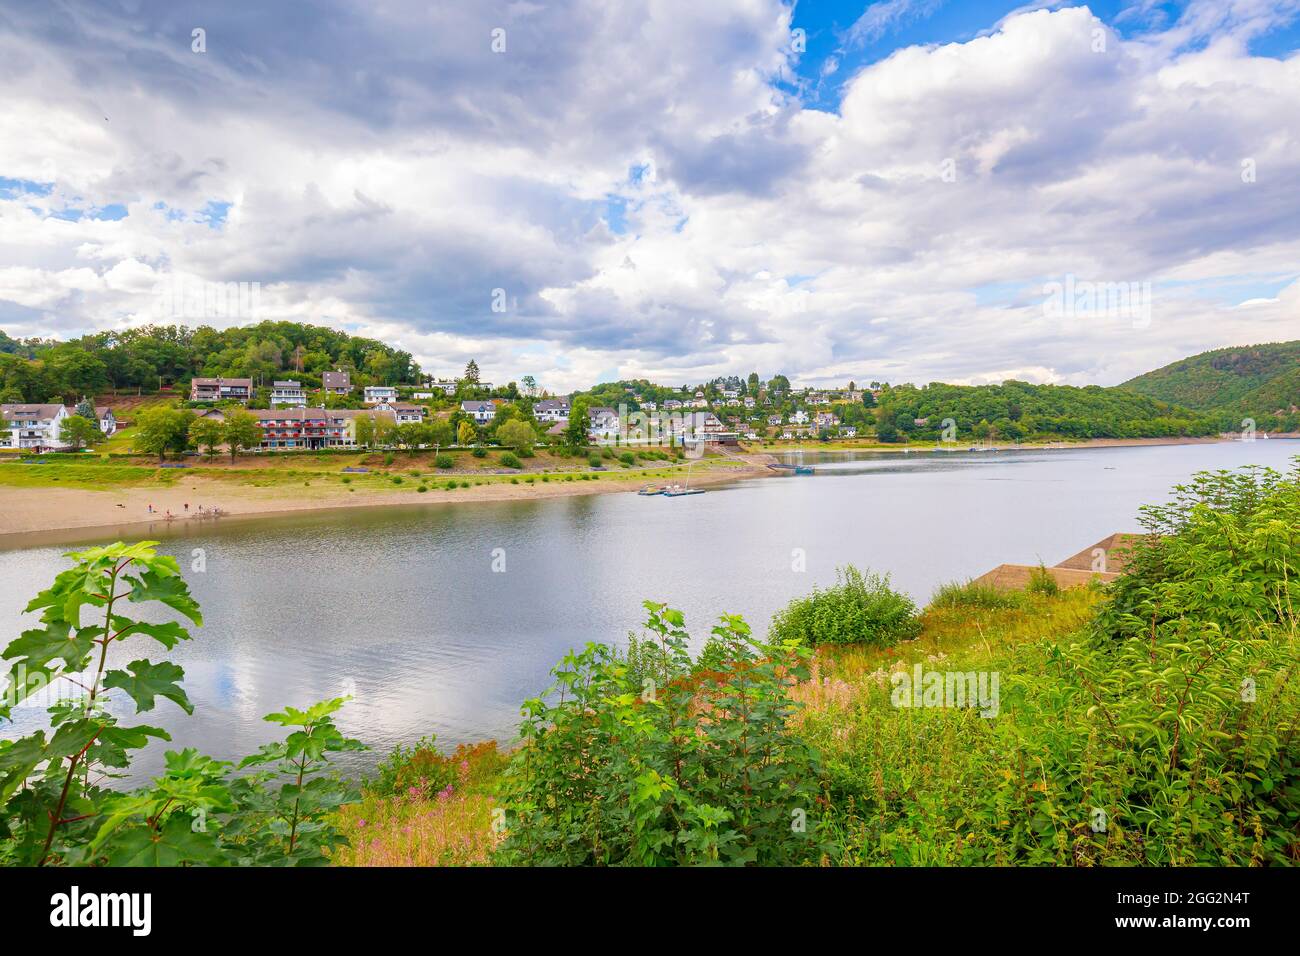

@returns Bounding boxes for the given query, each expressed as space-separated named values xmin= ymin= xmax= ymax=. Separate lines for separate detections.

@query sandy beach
xmin=0 ymin=456 xmax=772 ymax=543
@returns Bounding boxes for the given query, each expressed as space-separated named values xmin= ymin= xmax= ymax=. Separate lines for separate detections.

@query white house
xmin=461 ymin=400 xmax=496 ymax=424
xmin=64 ymin=404 xmax=117 ymax=437
xmin=270 ymin=380 xmax=307 ymax=406
xmin=534 ymin=398 xmax=570 ymax=422
xmin=790 ymin=410 xmax=810 ymax=425
xmin=364 ymin=386 xmax=399 ymax=405
xmin=1 ymin=403 xmax=71 ymax=451
xmin=588 ymin=406 xmax=620 ymax=438
xmin=377 ymin=401 xmax=428 ymax=424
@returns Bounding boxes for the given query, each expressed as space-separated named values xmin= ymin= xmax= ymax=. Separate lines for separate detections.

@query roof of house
xmin=321 ymin=371 xmax=350 ymax=387
xmin=461 ymin=400 xmax=494 ymax=412
xmin=191 ymin=377 xmax=253 ymax=388
xmin=535 ymin=398 xmax=569 ymax=409
xmin=272 ymin=380 xmax=303 ymax=388
xmin=63 ymin=405 xmax=114 ymax=420
xmin=252 ymin=408 xmax=331 ymax=422
xmin=2 ymin=403 xmax=64 ymax=419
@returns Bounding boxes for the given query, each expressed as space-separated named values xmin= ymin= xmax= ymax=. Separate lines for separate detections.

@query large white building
xmin=1 ymin=403 xmax=71 ymax=451
xmin=270 ymin=380 xmax=307 ymax=406
xmin=364 ymin=385 xmax=399 ymax=404
xmin=534 ymin=398 xmax=570 ymax=422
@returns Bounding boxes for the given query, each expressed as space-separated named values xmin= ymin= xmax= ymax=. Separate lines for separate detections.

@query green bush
xmin=769 ymin=565 xmax=920 ymax=648
xmin=435 ymin=454 xmax=453 ymax=469
xmin=1026 ymin=563 xmax=1059 ymax=597
xmin=499 ymin=452 xmax=522 ymax=469
xmin=619 ymin=452 xmax=635 ymax=466
xmin=1095 ymin=464 xmax=1300 ymax=643
xmin=588 ymin=454 xmax=602 ymax=468
xmin=472 ymin=446 xmax=487 ymax=458
xmin=496 ymin=603 xmax=822 ymax=865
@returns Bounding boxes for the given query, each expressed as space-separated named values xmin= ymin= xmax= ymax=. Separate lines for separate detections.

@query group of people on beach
xmin=144 ymin=502 xmax=220 ymax=520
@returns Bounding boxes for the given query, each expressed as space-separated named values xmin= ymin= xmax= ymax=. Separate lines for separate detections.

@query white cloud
xmin=0 ymin=0 xmax=1296 ymax=394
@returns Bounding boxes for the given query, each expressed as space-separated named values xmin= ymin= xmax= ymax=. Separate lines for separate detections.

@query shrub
xmin=1026 ymin=564 xmax=1059 ymax=597
xmin=1095 ymin=464 xmax=1300 ymax=643
xmin=391 ymin=475 xmax=403 ymax=485
xmin=435 ymin=454 xmax=453 ymax=469
xmin=499 ymin=452 xmax=522 ymax=469
xmin=588 ymin=454 xmax=602 ymax=468
xmin=383 ymin=453 xmax=395 ymax=465
xmin=619 ymin=452 xmax=635 ymax=466
xmin=496 ymin=603 xmax=822 ymax=865
xmin=770 ymin=565 xmax=920 ymax=648
xmin=472 ymin=446 xmax=487 ymax=458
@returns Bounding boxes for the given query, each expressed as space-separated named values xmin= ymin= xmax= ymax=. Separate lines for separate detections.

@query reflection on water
xmin=2 ymin=440 xmax=1296 ymax=781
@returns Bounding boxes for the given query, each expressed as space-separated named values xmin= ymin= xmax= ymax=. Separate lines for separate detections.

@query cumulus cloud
xmin=0 ymin=0 xmax=1296 ymax=391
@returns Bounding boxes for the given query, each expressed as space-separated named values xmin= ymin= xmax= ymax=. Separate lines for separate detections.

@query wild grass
xmin=333 ymin=740 xmax=507 ymax=867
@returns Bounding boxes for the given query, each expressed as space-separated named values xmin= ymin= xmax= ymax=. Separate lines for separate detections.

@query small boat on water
xmin=767 ymin=463 xmax=815 ymax=475
xmin=663 ymin=486 xmax=705 ymax=497
xmin=637 ymin=485 xmax=665 ymax=496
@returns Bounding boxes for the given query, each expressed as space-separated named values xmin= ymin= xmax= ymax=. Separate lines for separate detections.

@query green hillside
xmin=1121 ymin=341 xmax=1300 ymax=413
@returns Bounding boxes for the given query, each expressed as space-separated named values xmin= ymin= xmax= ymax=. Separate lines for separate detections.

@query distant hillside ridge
xmin=1121 ymin=341 xmax=1300 ymax=414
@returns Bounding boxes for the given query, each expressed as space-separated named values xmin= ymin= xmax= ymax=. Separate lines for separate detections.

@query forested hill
xmin=1120 ymin=341 xmax=1300 ymax=424
xmin=0 ymin=322 xmax=420 ymax=402
xmin=871 ymin=380 xmax=1216 ymax=441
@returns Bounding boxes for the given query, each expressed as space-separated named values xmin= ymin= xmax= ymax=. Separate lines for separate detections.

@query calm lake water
xmin=2 ymin=439 xmax=1297 ymax=780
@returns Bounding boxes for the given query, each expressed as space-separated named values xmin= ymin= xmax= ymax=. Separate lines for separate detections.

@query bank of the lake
xmin=0 ymin=451 xmax=770 ymax=541
xmin=2 ymin=438 xmax=1296 ymax=786
xmin=0 ymin=434 xmax=1275 ymax=543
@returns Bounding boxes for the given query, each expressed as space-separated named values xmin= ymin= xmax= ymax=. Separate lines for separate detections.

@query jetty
xmin=971 ymin=532 xmax=1148 ymax=591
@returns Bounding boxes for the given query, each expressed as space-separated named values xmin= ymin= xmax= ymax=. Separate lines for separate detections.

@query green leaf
xmin=104 ymin=660 xmax=192 ymax=714
xmin=128 ymin=566 xmax=202 ymax=626
xmin=2 ymin=621 xmax=96 ymax=672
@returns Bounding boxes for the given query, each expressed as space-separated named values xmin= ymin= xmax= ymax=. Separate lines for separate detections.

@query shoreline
xmin=0 ymin=455 xmax=773 ymax=547
xmin=2 ymin=435 xmax=1294 ymax=548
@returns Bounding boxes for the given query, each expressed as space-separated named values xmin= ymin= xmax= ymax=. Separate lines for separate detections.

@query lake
xmin=2 ymin=439 xmax=1297 ymax=780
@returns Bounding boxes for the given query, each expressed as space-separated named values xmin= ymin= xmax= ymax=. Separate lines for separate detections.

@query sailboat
xmin=663 ymin=457 xmax=706 ymax=496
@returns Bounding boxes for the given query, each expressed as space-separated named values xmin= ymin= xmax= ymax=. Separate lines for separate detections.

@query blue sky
xmin=786 ymin=0 xmax=1300 ymax=104
xmin=0 ymin=0 xmax=1297 ymax=390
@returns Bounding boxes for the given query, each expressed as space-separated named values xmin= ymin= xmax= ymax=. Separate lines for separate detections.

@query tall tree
xmin=189 ymin=416 xmax=225 ymax=457
xmin=60 ymin=414 xmax=103 ymax=451
xmin=134 ymin=406 xmax=193 ymax=462
xmin=565 ymin=395 xmax=592 ymax=447
xmin=223 ymin=410 xmax=263 ymax=461
xmin=463 ymin=359 xmax=480 ymax=384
